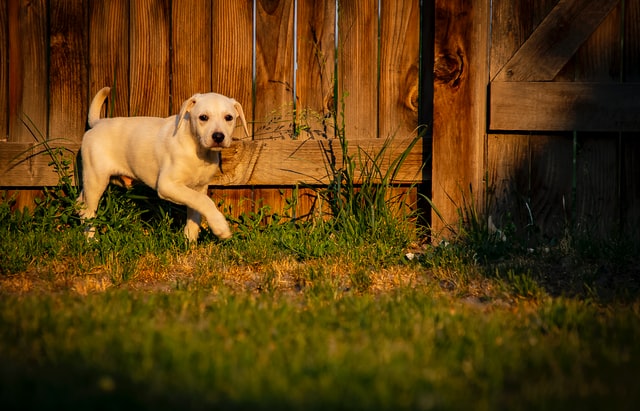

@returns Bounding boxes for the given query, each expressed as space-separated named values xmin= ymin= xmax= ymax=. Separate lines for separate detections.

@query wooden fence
xmin=2 ymin=0 xmax=640 ymax=241
xmin=0 ymin=0 xmax=430 ymax=220
xmin=0 ymin=0 xmax=426 ymax=220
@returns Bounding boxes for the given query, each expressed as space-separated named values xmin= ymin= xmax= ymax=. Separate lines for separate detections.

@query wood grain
xmin=0 ymin=138 xmax=423 ymax=187
xmin=8 ymin=0 xmax=48 ymax=143
xmin=0 ymin=2 xmax=7 ymax=140
xmin=494 ymin=0 xmax=619 ymax=81
xmin=296 ymin=0 xmax=336 ymax=139
xmin=338 ymin=0 xmax=378 ymax=140
xmin=210 ymin=137 xmax=423 ymax=186
xmin=486 ymin=134 xmax=532 ymax=240
xmin=379 ymin=0 xmax=420 ymax=140
xmin=254 ymin=0 xmax=295 ymax=140
xmin=490 ymin=82 xmax=640 ymax=132
xmin=210 ymin=187 xmax=256 ymax=220
xmin=89 ymin=0 xmax=130 ymax=118
xmin=49 ymin=0 xmax=88 ymax=142
xmin=212 ymin=0 xmax=254 ymax=134
xmin=574 ymin=134 xmax=620 ymax=235
xmin=130 ymin=0 xmax=170 ymax=117
xmin=171 ymin=0 xmax=211 ymax=114
xmin=528 ymin=135 xmax=574 ymax=239
xmin=573 ymin=2 xmax=621 ymax=82
xmin=490 ymin=0 xmax=533 ymax=80
xmin=432 ymin=0 xmax=490 ymax=237
xmin=0 ymin=142 xmax=78 ymax=186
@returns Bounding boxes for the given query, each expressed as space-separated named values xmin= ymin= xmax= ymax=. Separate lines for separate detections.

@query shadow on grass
xmin=0 ymin=358 xmax=394 ymax=411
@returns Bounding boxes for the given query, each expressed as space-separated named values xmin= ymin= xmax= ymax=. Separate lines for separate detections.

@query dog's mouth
xmin=207 ymin=142 xmax=231 ymax=150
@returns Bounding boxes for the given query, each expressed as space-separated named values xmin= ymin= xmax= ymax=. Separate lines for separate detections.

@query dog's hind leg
xmin=184 ymin=207 xmax=202 ymax=242
xmin=77 ymin=175 xmax=110 ymax=239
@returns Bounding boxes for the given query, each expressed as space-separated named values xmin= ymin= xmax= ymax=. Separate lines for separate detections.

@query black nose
xmin=212 ymin=132 xmax=225 ymax=144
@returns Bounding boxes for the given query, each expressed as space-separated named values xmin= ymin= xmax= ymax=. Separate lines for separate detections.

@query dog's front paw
xmin=212 ymin=222 xmax=232 ymax=240
xmin=210 ymin=218 xmax=232 ymax=240
xmin=216 ymin=228 xmax=232 ymax=240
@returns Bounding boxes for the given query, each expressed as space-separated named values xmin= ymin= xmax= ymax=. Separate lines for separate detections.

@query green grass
xmin=1 ymin=134 xmax=640 ymax=410
xmin=1 ymin=280 xmax=638 ymax=410
xmin=2 ymin=193 xmax=639 ymax=410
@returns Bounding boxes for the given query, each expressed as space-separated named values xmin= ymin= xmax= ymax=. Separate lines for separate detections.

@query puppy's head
xmin=175 ymin=93 xmax=249 ymax=149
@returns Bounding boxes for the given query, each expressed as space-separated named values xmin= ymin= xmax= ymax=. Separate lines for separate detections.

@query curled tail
xmin=87 ymin=87 xmax=111 ymax=128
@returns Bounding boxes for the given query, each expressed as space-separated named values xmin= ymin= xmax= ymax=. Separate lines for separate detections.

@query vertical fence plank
xmin=171 ymin=0 xmax=211 ymax=114
xmin=528 ymin=135 xmax=574 ymax=239
xmin=89 ymin=0 xmax=130 ymax=117
xmin=432 ymin=0 xmax=489 ymax=237
xmin=626 ymin=0 xmax=640 ymax=80
xmin=253 ymin=0 xmax=296 ymax=214
xmin=49 ymin=0 xmax=88 ymax=142
xmin=254 ymin=0 xmax=295 ymax=140
xmin=489 ymin=0 xmax=533 ymax=80
xmin=5 ymin=0 xmax=47 ymax=209
xmin=211 ymin=0 xmax=254 ymax=137
xmin=8 ymin=0 xmax=48 ymax=143
xmin=621 ymin=0 xmax=640 ymax=236
xmin=130 ymin=0 xmax=170 ymax=117
xmin=211 ymin=0 xmax=255 ymax=213
xmin=524 ymin=0 xmax=574 ymax=239
xmin=486 ymin=134 xmax=532 ymax=240
xmin=0 ymin=2 xmax=7 ymax=139
xmin=575 ymin=134 xmax=619 ymax=235
xmin=379 ymin=0 xmax=420 ymax=140
xmin=338 ymin=0 xmax=378 ymax=140
xmin=573 ymin=4 xmax=622 ymax=237
xmin=488 ymin=0 xmax=535 ymax=237
xmin=296 ymin=0 xmax=336 ymax=140
xmin=621 ymin=137 xmax=640 ymax=236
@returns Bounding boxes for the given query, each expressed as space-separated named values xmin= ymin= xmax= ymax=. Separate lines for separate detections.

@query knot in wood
xmin=434 ymin=52 xmax=464 ymax=87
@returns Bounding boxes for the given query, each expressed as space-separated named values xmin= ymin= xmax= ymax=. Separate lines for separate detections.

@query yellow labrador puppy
xmin=78 ymin=87 xmax=249 ymax=241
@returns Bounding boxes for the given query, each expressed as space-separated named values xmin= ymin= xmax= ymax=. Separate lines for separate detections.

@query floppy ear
xmin=233 ymin=100 xmax=250 ymax=139
xmin=174 ymin=94 xmax=199 ymax=135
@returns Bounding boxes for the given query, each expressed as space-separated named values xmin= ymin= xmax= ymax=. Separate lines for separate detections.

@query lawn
xmin=1 ymin=208 xmax=639 ymax=411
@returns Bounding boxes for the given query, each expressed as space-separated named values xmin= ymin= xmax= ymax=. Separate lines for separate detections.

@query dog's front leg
xmin=157 ymin=182 xmax=231 ymax=241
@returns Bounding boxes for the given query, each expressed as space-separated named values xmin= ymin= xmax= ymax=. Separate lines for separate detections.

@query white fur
xmin=78 ymin=87 xmax=249 ymax=241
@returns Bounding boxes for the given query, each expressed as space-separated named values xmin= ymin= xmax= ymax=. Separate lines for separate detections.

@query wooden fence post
xmin=432 ymin=0 xmax=490 ymax=239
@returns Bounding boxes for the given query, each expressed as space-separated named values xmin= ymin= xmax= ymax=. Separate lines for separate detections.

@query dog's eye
xmin=199 ymin=114 xmax=208 ymax=122
xmin=224 ymin=114 xmax=233 ymax=122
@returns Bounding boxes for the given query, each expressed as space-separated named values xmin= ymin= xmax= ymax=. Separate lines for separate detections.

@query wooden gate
xmin=433 ymin=0 xmax=640 ymax=240
xmin=0 ymin=0 xmax=426 ymax=218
